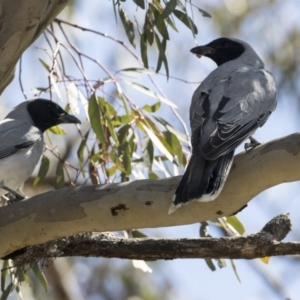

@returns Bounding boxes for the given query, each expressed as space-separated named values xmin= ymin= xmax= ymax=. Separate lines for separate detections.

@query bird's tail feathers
xmin=170 ymin=150 xmax=234 ymax=212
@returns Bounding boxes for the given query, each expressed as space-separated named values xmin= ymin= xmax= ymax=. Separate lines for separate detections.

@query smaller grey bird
xmin=170 ymin=37 xmax=276 ymax=213
xmin=0 ymin=98 xmax=81 ymax=201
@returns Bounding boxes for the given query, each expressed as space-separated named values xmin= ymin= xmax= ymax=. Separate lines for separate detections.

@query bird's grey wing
xmin=0 ymin=119 xmax=41 ymax=159
xmin=189 ymin=88 xmax=210 ymax=152
xmin=201 ymin=68 xmax=276 ymax=160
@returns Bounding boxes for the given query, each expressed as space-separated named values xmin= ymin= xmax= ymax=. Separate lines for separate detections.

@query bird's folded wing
xmin=0 ymin=119 xmax=41 ymax=159
xmin=201 ymin=68 xmax=276 ymax=160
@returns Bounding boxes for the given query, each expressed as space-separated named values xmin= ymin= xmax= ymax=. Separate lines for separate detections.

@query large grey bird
xmin=0 ymin=99 xmax=80 ymax=201
xmin=170 ymin=37 xmax=276 ymax=213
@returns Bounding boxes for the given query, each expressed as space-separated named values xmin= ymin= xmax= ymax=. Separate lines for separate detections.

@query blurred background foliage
xmin=1 ymin=0 xmax=300 ymax=299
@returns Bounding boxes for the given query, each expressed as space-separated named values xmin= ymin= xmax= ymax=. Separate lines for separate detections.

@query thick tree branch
xmin=0 ymin=0 xmax=68 ymax=94
xmin=5 ymin=214 xmax=298 ymax=262
xmin=0 ymin=133 xmax=300 ymax=258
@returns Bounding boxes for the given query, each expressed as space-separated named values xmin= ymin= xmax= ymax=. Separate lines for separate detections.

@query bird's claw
xmin=244 ymin=136 xmax=261 ymax=152
xmin=0 ymin=180 xmax=25 ymax=203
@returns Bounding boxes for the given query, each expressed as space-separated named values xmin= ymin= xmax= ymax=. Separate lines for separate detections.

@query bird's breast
xmin=0 ymin=140 xmax=43 ymax=195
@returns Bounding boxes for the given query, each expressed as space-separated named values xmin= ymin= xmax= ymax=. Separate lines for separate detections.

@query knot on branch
xmin=259 ymin=213 xmax=291 ymax=241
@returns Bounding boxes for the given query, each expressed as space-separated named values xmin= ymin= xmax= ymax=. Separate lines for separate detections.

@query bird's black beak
xmin=58 ymin=113 xmax=81 ymax=124
xmin=190 ymin=46 xmax=215 ymax=58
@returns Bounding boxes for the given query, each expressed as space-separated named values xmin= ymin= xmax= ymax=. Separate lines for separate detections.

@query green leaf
xmin=32 ymin=264 xmax=48 ymax=292
xmin=217 ymin=258 xmax=227 ymax=268
xmin=230 ymin=260 xmax=241 ymax=282
xmin=33 ymin=155 xmax=50 ymax=186
xmin=77 ymin=130 xmax=89 ymax=165
xmin=154 ymin=12 xmax=169 ymax=40
xmin=144 ymin=8 xmax=155 ymax=45
xmin=122 ymin=153 xmax=132 ymax=175
xmin=112 ymin=0 xmax=119 ymax=22
xmin=163 ymin=131 xmax=181 ymax=158
xmin=132 ymin=230 xmax=148 ymax=238
xmin=124 ymin=81 xmax=177 ymax=108
xmin=110 ymin=151 xmax=124 ymax=171
xmin=154 ymin=116 xmax=189 ymax=144
xmin=205 ymin=259 xmax=216 ymax=271
xmin=106 ymin=166 xmax=116 ymax=176
xmin=118 ymin=67 xmax=156 ymax=75
xmin=140 ymin=32 xmax=148 ymax=68
xmin=118 ymin=5 xmax=136 ymax=47
xmin=88 ymin=93 xmax=107 ymax=144
xmin=140 ymin=122 xmax=173 ymax=162
xmin=112 ymin=115 xmax=134 ymax=127
xmin=142 ymin=101 xmax=161 ymax=113
xmin=226 ymin=216 xmax=245 ymax=235
xmin=173 ymin=10 xmax=198 ymax=35
xmin=39 ymin=59 xmax=51 ymax=72
xmin=154 ymin=33 xmax=169 ymax=77
xmin=0 ymin=282 xmax=14 ymax=300
xmin=55 ymin=162 xmax=64 ymax=189
xmin=260 ymin=256 xmax=270 ymax=264
xmin=200 ymin=221 xmax=209 ymax=237
xmin=142 ymin=137 xmax=154 ymax=169
xmin=133 ymin=0 xmax=145 ymax=9
xmin=118 ymin=124 xmax=130 ymax=145
xmin=97 ymin=97 xmax=119 ymax=145
xmin=199 ymin=8 xmax=212 ymax=18
xmin=48 ymin=125 xmax=66 ymax=135
xmin=161 ymin=0 xmax=177 ymax=18
xmin=149 ymin=170 xmax=159 ymax=179
xmin=1 ymin=260 xmax=8 ymax=292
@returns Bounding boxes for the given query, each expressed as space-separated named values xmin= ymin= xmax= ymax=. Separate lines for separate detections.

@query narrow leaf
xmin=149 ymin=170 xmax=159 ymax=179
xmin=106 ymin=166 xmax=116 ymax=176
xmin=1 ymin=260 xmax=9 ymax=291
xmin=260 ymin=256 xmax=270 ymax=264
xmin=0 ymin=282 xmax=14 ymax=300
xmin=55 ymin=162 xmax=64 ymax=189
xmin=33 ymin=155 xmax=50 ymax=186
xmin=140 ymin=32 xmax=148 ymax=68
xmin=173 ymin=10 xmax=198 ymax=35
xmin=39 ymin=59 xmax=51 ymax=72
xmin=119 ymin=5 xmax=136 ymax=47
xmin=205 ymin=259 xmax=216 ymax=271
xmin=48 ymin=125 xmax=66 ymax=135
xmin=144 ymin=8 xmax=154 ymax=45
xmin=32 ymin=264 xmax=48 ymax=292
xmin=226 ymin=216 xmax=245 ymax=235
xmin=88 ymin=93 xmax=107 ymax=144
xmin=142 ymin=101 xmax=161 ymax=113
xmin=199 ymin=8 xmax=212 ymax=18
xmin=122 ymin=153 xmax=132 ymax=175
xmin=142 ymin=137 xmax=154 ymax=168
xmin=230 ymin=260 xmax=241 ymax=283
xmin=124 ymin=81 xmax=177 ymax=108
xmin=133 ymin=0 xmax=145 ymax=9
xmin=141 ymin=122 xmax=173 ymax=161
xmin=161 ymin=0 xmax=177 ymax=18
xmin=132 ymin=230 xmax=148 ymax=238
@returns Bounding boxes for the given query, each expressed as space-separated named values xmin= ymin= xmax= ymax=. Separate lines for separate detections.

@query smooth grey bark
xmin=0 ymin=133 xmax=300 ymax=258
xmin=0 ymin=0 xmax=68 ymax=94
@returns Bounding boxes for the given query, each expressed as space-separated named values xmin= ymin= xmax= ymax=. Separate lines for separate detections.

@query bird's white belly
xmin=0 ymin=141 xmax=43 ymax=196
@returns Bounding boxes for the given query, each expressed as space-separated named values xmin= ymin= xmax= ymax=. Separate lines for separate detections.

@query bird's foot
xmin=244 ymin=136 xmax=261 ymax=152
xmin=0 ymin=180 xmax=25 ymax=203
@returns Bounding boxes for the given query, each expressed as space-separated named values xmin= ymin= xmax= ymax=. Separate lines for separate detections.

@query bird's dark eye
xmin=222 ymin=42 xmax=229 ymax=47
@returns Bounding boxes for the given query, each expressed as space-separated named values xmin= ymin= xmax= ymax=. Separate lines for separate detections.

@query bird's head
xmin=190 ymin=38 xmax=247 ymax=66
xmin=26 ymin=99 xmax=81 ymax=132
